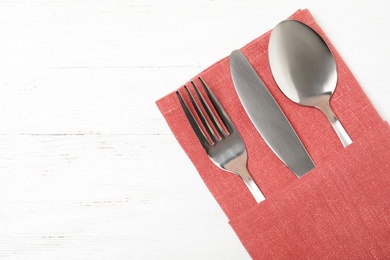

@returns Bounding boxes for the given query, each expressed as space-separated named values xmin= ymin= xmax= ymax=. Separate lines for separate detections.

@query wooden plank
xmin=0 ymin=1 xmax=388 ymax=258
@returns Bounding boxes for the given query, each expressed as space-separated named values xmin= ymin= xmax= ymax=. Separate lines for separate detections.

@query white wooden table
xmin=0 ymin=1 xmax=388 ymax=259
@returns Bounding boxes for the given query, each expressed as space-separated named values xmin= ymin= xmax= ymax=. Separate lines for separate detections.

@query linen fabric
xmin=156 ymin=9 xmax=390 ymax=259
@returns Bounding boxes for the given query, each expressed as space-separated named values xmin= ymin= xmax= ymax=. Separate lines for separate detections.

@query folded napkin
xmin=156 ymin=9 xmax=390 ymax=259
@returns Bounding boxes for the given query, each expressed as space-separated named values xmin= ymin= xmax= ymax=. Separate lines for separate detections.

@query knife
xmin=230 ymin=50 xmax=315 ymax=177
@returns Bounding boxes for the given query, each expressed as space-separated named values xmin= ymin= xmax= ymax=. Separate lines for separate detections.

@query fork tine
xmin=198 ymin=77 xmax=234 ymax=134
xmin=176 ymin=90 xmax=212 ymax=150
xmin=191 ymin=81 xmax=225 ymax=138
xmin=184 ymin=84 xmax=218 ymax=144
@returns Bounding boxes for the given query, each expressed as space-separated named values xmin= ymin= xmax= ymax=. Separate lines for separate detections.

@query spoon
xmin=268 ymin=20 xmax=352 ymax=147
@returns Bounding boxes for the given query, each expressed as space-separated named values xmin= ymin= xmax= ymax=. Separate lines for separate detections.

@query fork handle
xmin=237 ymin=167 xmax=265 ymax=203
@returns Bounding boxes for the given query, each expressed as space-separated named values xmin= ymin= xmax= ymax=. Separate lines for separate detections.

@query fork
xmin=176 ymin=77 xmax=265 ymax=203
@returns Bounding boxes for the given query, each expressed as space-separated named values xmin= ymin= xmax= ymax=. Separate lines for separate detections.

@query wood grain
xmin=0 ymin=1 xmax=388 ymax=259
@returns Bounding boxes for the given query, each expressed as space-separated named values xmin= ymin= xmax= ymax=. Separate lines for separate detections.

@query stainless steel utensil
xmin=176 ymin=77 xmax=265 ymax=203
xmin=230 ymin=50 xmax=315 ymax=177
xmin=268 ymin=20 xmax=352 ymax=147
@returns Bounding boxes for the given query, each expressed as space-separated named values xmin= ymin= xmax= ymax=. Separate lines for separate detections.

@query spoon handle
xmin=330 ymin=118 xmax=352 ymax=147
xmin=320 ymin=103 xmax=352 ymax=147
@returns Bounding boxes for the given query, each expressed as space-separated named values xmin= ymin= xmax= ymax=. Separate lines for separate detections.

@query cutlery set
xmin=157 ymin=10 xmax=390 ymax=258
xmin=177 ymin=20 xmax=352 ymax=203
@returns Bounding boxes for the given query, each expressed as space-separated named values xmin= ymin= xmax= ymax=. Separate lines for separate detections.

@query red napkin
xmin=156 ymin=9 xmax=390 ymax=259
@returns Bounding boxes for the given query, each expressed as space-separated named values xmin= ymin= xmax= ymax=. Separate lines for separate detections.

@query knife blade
xmin=230 ymin=49 xmax=315 ymax=177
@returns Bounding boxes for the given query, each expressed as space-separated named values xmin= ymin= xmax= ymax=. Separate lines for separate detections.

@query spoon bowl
xmin=268 ymin=20 xmax=352 ymax=147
